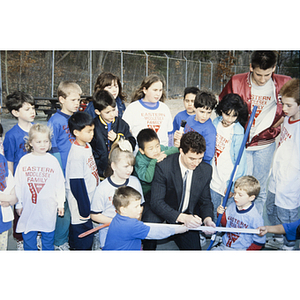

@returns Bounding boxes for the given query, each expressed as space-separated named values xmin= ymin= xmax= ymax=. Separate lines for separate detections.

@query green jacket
xmin=134 ymin=145 xmax=179 ymax=196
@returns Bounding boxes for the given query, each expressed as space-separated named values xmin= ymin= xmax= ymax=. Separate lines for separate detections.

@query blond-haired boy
xmin=48 ymin=80 xmax=82 ymax=250
xmin=214 ymin=175 xmax=266 ymax=250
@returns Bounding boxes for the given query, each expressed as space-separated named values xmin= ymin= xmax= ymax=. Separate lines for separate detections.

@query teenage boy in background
xmin=219 ymin=51 xmax=291 ymax=215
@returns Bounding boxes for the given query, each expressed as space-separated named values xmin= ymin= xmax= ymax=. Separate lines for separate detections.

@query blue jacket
xmin=212 ymin=116 xmax=247 ymax=191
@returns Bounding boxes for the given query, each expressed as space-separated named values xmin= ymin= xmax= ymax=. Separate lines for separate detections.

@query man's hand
xmin=202 ymin=217 xmax=216 ymax=235
xmin=176 ymin=213 xmax=202 ymax=228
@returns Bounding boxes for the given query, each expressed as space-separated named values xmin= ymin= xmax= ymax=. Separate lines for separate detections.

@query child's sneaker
xmin=16 ymin=240 xmax=24 ymax=251
xmin=54 ymin=242 xmax=70 ymax=251
xmin=282 ymin=244 xmax=295 ymax=251
xmin=264 ymin=237 xmax=283 ymax=250
xmin=37 ymin=232 xmax=42 ymax=250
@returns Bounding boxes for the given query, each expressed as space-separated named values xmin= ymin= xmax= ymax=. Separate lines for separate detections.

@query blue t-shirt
xmin=283 ymin=219 xmax=300 ymax=241
xmin=172 ymin=110 xmax=192 ymax=133
xmin=3 ymin=124 xmax=29 ymax=174
xmin=184 ymin=115 xmax=216 ymax=163
xmin=48 ymin=110 xmax=75 ymax=173
xmin=103 ymin=214 xmax=150 ymax=251
xmin=0 ymin=154 xmax=11 ymax=233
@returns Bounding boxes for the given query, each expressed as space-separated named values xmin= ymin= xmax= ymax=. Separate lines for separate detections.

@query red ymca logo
xmin=28 ymin=183 xmax=45 ymax=204
xmin=226 ymin=232 xmax=240 ymax=247
xmin=214 ymin=133 xmax=228 ymax=166
xmin=250 ymin=94 xmax=270 ymax=127
xmin=148 ymin=124 xmax=160 ymax=133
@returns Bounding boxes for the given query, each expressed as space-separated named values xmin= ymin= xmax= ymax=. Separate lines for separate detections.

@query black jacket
xmin=90 ymin=116 xmax=136 ymax=177
xmin=150 ymin=152 xmax=213 ymax=224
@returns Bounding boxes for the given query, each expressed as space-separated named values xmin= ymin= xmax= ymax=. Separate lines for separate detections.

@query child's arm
xmin=203 ymin=128 xmax=216 ymax=163
xmin=70 ymin=178 xmax=91 ymax=219
xmin=107 ymin=130 xmax=117 ymax=142
xmin=162 ymin=146 xmax=180 ymax=156
xmin=156 ymin=146 xmax=179 ymax=163
xmin=7 ymin=161 xmax=14 ymax=175
xmin=173 ymin=130 xmax=183 ymax=148
xmin=257 ymin=224 xmax=286 ymax=237
xmin=57 ymin=207 xmax=64 ymax=217
xmin=135 ymin=157 xmax=157 ymax=183
xmin=0 ymin=187 xmax=17 ymax=207
xmin=230 ymin=126 xmax=247 ymax=192
xmin=117 ymin=120 xmax=136 ymax=151
xmin=90 ymin=212 xmax=113 ymax=224
xmin=47 ymin=121 xmax=63 ymax=169
xmin=168 ymin=131 xmax=174 ymax=147
xmin=144 ymin=223 xmax=188 ymax=240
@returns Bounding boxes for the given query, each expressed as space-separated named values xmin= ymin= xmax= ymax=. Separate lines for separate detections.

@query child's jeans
xmin=246 ymin=142 xmax=276 ymax=215
xmin=54 ymin=200 xmax=70 ymax=246
xmin=22 ymin=231 xmax=55 ymax=250
xmin=266 ymin=190 xmax=298 ymax=247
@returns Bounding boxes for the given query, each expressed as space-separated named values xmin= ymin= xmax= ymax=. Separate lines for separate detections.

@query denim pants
xmin=210 ymin=188 xmax=234 ymax=223
xmin=266 ymin=191 xmax=299 ymax=247
xmin=22 ymin=231 xmax=55 ymax=250
xmin=246 ymin=142 xmax=276 ymax=215
xmin=54 ymin=200 xmax=71 ymax=246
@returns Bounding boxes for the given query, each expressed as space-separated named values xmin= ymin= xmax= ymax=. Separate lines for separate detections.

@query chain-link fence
xmin=1 ymin=50 xmax=299 ymax=106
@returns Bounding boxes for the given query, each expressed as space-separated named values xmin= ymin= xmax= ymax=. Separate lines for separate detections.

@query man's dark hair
xmin=251 ymin=51 xmax=277 ymax=70
xmin=68 ymin=111 xmax=94 ymax=136
xmin=180 ymin=131 xmax=206 ymax=154
xmin=137 ymin=128 xmax=159 ymax=150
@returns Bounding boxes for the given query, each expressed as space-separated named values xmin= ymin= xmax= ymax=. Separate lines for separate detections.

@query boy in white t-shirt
xmin=65 ymin=111 xmax=100 ymax=250
xmin=265 ymin=78 xmax=300 ymax=250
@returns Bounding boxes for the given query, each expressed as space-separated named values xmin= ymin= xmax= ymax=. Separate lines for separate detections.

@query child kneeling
xmin=213 ymin=176 xmax=266 ymax=250
xmin=103 ymin=186 xmax=187 ymax=251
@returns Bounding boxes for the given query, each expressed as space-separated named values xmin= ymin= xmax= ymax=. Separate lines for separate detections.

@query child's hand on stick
xmin=217 ymin=205 xmax=226 ymax=215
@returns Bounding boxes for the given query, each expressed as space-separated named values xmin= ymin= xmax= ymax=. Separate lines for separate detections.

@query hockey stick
xmin=207 ymin=105 xmax=257 ymax=250
xmin=78 ymin=223 xmax=110 ymax=238
xmin=144 ymin=223 xmax=259 ymax=234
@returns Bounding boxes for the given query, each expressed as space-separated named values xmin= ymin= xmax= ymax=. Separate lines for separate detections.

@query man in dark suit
xmin=142 ymin=131 xmax=215 ymax=250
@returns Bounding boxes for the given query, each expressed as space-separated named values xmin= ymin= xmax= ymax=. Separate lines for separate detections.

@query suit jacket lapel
xmin=171 ymin=154 xmax=183 ymax=207
xmin=188 ymin=164 xmax=202 ymax=210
